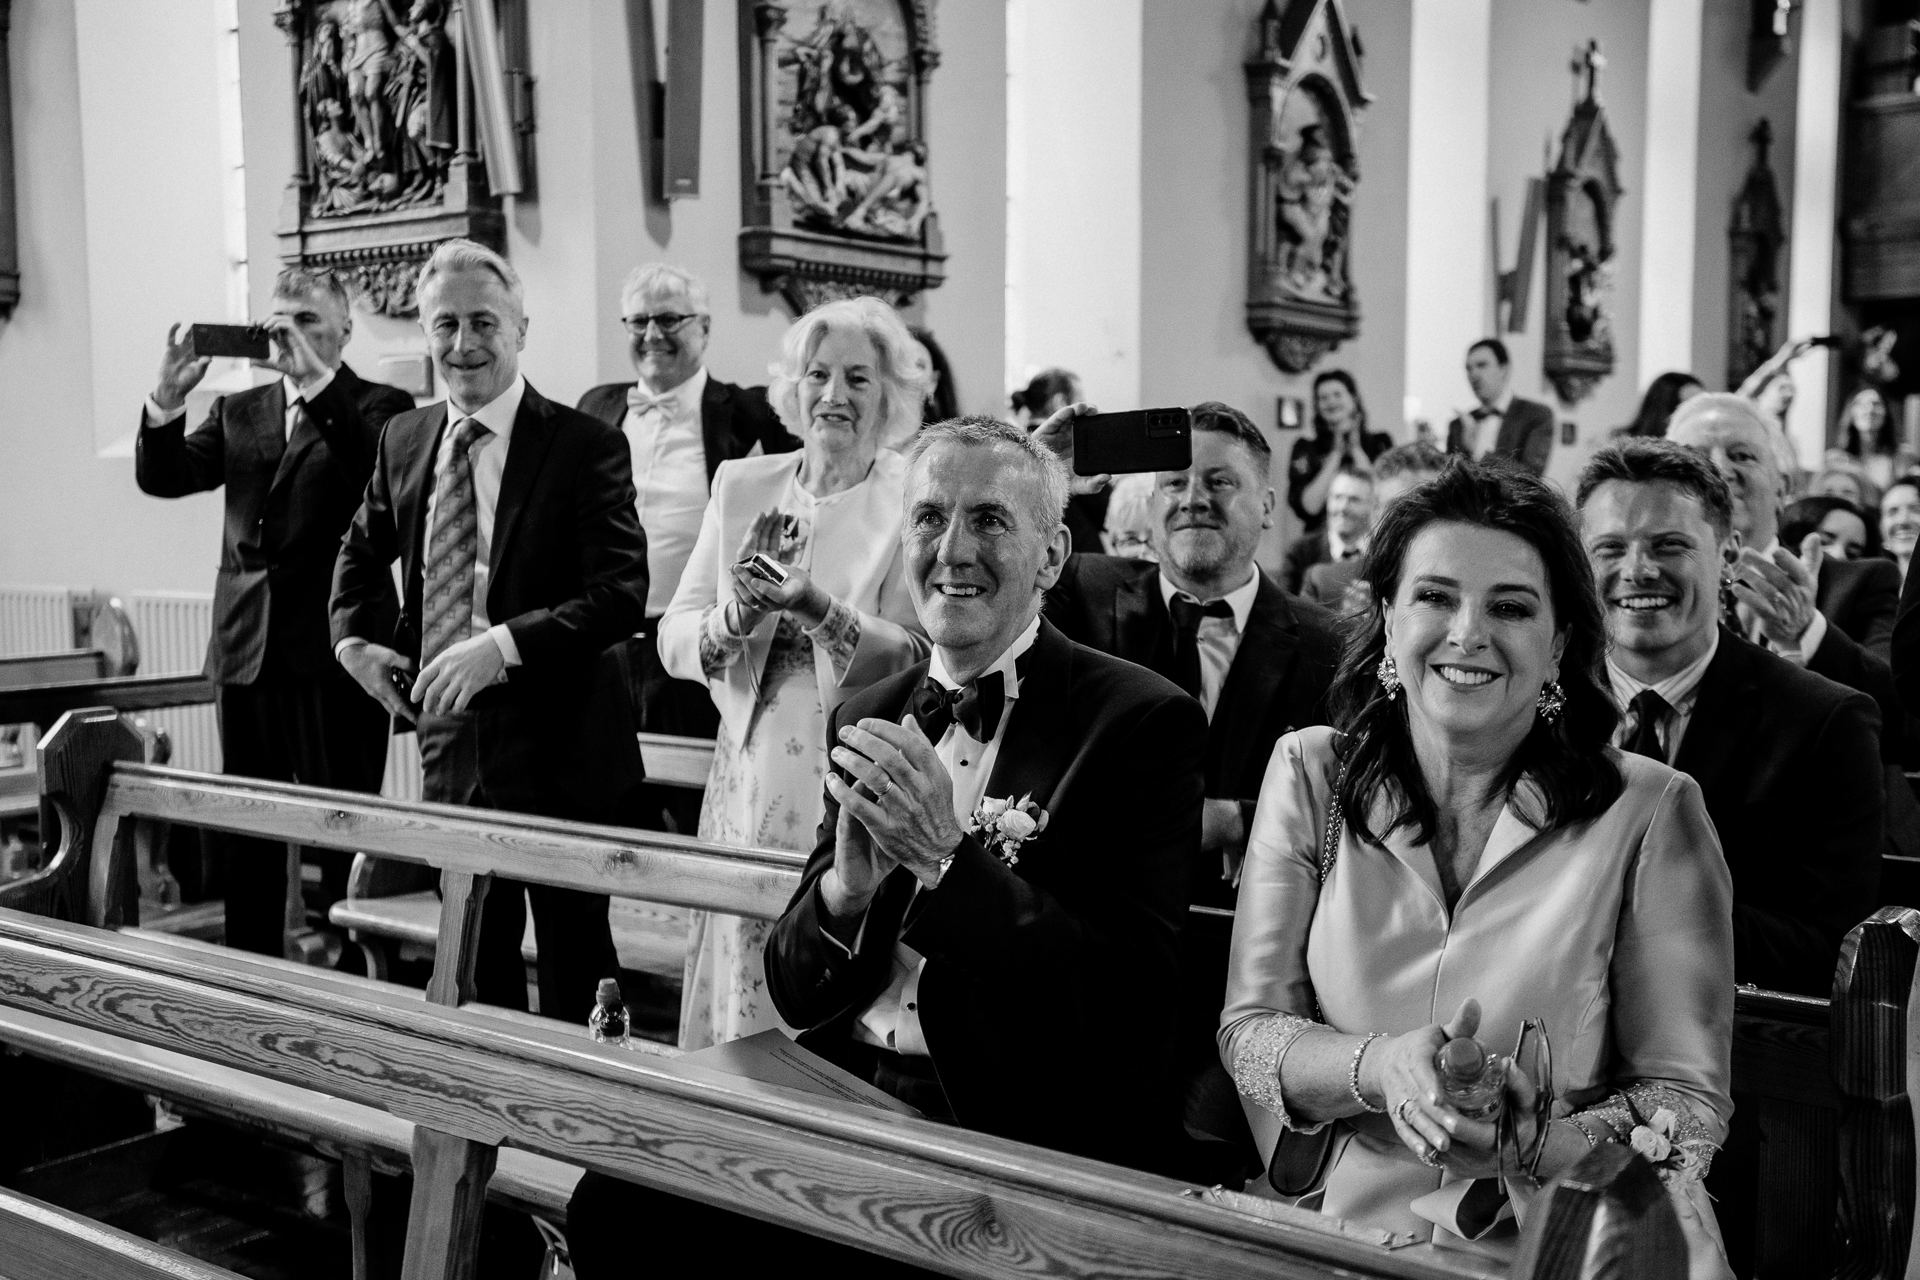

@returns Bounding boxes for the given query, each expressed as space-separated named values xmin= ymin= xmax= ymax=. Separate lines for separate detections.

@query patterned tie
xmin=420 ymin=417 xmax=492 ymax=667
xmin=1168 ymin=595 xmax=1233 ymax=698
xmin=1625 ymin=689 xmax=1671 ymax=763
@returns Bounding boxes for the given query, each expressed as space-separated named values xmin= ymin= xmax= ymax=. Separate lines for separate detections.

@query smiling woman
xmin=1220 ymin=459 xmax=1735 ymax=1271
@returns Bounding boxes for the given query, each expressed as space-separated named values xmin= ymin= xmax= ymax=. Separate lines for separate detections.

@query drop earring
xmin=1536 ymin=679 xmax=1566 ymax=723
xmin=1376 ymin=652 xmax=1403 ymax=700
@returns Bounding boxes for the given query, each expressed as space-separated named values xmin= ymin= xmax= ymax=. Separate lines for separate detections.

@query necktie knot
xmin=911 ymin=671 xmax=1006 ymax=744
xmin=1626 ymin=689 xmax=1671 ymax=762
xmin=1472 ymin=405 xmax=1500 ymax=421
xmin=450 ymin=416 xmax=491 ymax=454
xmin=627 ymin=386 xmax=676 ymax=417
xmin=1169 ymin=595 xmax=1233 ymax=635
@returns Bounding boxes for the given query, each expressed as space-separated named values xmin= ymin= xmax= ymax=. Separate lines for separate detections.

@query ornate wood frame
xmin=273 ymin=0 xmax=510 ymax=318
xmin=1244 ymin=0 xmax=1369 ymax=375
xmin=737 ymin=0 xmax=946 ymax=314
xmin=1543 ymin=41 xmax=1623 ymax=406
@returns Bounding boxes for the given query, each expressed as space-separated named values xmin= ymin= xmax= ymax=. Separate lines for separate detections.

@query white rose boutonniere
xmin=966 ymin=793 xmax=1049 ymax=867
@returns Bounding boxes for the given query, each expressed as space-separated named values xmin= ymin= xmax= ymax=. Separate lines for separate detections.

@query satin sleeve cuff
xmin=1579 ymin=1083 xmax=1721 ymax=1179
xmin=1230 ymin=1011 xmax=1330 ymax=1134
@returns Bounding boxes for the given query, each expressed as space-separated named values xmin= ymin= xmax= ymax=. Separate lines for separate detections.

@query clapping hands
xmin=727 ymin=509 xmax=830 ymax=632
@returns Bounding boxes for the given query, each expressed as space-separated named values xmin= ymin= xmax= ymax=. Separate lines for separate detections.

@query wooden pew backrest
xmin=1510 ymin=1144 xmax=1685 ymax=1280
xmin=0 ymin=649 xmax=106 ymax=688
xmin=1831 ymin=905 xmax=1920 ymax=1278
xmin=0 ymin=1183 xmax=247 ymax=1280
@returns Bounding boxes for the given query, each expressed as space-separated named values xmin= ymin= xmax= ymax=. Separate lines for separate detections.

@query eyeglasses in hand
xmin=622 ymin=313 xmax=704 ymax=335
xmin=1498 ymin=1018 xmax=1555 ymax=1180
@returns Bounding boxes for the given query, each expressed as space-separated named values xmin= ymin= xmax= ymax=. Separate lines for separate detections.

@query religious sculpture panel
xmin=275 ymin=0 xmax=524 ymax=317
xmin=1245 ymin=0 xmax=1369 ymax=375
xmin=1543 ymin=41 xmax=1623 ymax=406
xmin=1728 ymin=120 xmax=1784 ymax=391
xmin=739 ymin=1 xmax=945 ymax=313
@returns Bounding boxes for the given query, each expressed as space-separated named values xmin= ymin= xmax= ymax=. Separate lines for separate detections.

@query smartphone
xmin=1072 ymin=408 xmax=1193 ymax=476
xmin=190 ymin=323 xmax=271 ymax=361
xmin=740 ymin=552 xmax=789 ymax=586
xmin=387 ymin=666 xmax=418 ymax=704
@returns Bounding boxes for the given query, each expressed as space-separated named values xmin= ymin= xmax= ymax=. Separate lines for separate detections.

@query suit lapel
xmin=983 ymin=621 xmax=1076 ymax=834
xmin=488 ymin=384 xmax=558 ymax=590
xmin=1671 ymin=630 xmax=1759 ymax=797
xmin=255 ymin=380 xmax=289 ymax=475
xmin=1112 ymin=569 xmax=1172 ymax=678
xmin=701 ymin=378 xmax=733 ymax=481
xmin=1208 ymin=575 xmax=1296 ymax=783
xmin=266 ymin=380 xmax=322 ymax=499
xmin=400 ymin=402 xmax=451 ymax=575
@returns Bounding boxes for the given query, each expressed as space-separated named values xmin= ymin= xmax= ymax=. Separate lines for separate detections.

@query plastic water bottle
xmin=1434 ymin=1036 xmax=1506 ymax=1121
xmin=587 ymin=978 xmax=630 ymax=1046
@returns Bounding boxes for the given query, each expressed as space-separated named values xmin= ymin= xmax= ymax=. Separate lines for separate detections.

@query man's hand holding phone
xmin=1030 ymin=402 xmax=1110 ymax=495
xmin=340 ymin=641 xmax=419 ymax=724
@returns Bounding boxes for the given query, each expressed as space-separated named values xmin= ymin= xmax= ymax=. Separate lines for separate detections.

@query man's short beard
xmin=1165 ymin=529 xmax=1236 ymax=581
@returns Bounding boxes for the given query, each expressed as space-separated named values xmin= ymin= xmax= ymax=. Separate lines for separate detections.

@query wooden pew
xmin=0 ymin=1181 xmax=247 ymax=1280
xmin=1831 ymin=906 xmax=1919 ymax=1278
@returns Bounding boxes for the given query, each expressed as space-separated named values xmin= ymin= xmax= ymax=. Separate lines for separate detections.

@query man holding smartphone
xmin=136 ymin=266 xmax=415 ymax=958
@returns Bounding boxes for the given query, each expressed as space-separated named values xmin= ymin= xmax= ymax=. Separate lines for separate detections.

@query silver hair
xmin=273 ymin=265 xmax=351 ymax=315
xmin=768 ymin=296 xmax=934 ymax=449
xmin=620 ymin=263 xmax=710 ymax=317
xmin=415 ymin=239 xmax=523 ymax=317
xmin=903 ymin=415 xmax=1070 ymax=533
xmin=1668 ymin=391 xmax=1776 ymax=444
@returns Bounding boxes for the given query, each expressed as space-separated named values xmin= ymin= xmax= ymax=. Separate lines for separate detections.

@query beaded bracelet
xmin=1565 ymin=1115 xmax=1607 ymax=1150
xmin=1348 ymin=1032 xmax=1387 ymax=1114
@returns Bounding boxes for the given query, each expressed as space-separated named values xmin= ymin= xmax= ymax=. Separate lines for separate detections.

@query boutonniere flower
xmin=966 ymin=793 xmax=1049 ymax=867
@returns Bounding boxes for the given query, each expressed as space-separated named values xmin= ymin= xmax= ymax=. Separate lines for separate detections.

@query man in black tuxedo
xmin=576 ymin=264 xmax=797 ymax=831
xmin=1035 ymin=400 xmax=1337 ymax=1173
xmin=567 ymin=416 xmax=1203 ymax=1275
xmin=1301 ymin=442 xmax=1446 ymax=610
xmin=1279 ymin=463 xmax=1373 ymax=594
xmin=1445 ymin=338 xmax=1554 ymax=474
xmin=331 ymin=241 xmax=649 ymax=1023
xmin=1576 ymin=439 xmax=1881 ymax=996
xmin=136 ymin=266 xmax=414 ymax=956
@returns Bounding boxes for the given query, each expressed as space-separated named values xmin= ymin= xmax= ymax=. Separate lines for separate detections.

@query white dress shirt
xmin=625 ymin=367 xmax=711 ymax=616
xmin=1326 ymin=527 xmax=1367 ymax=564
xmin=144 ymin=369 xmax=338 ymax=441
xmin=334 ymin=375 xmax=524 ymax=669
xmin=1159 ymin=569 xmax=1261 ymax=720
xmin=1468 ymin=392 xmax=1512 ymax=460
xmin=1736 ymin=538 xmax=1828 ymax=664
xmin=1606 ymin=627 xmax=1719 ymax=762
xmin=848 ymin=616 xmax=1041 ymax=1057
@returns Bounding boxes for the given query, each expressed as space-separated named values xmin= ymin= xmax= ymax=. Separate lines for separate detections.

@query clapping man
xmin=567 ymin=417 xmax=1204 ymax=1276
xmin=577 ymin=265 xmax=795 ymax=830
xmin=1281 ymin=463 xmax=1372 ymax=594
xmin=136 ymin=266 xmax=413 ymax=956
xmin=331 ymin=241 xmax=649 ymax=1023
xmin=1301 ymin=442 xmax=1446 ymax=609
xmin=1036 ymin=400 xmax=1339 ymax=1175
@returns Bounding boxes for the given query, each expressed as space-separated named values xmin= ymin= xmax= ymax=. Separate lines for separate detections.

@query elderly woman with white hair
xmin=659 ymin=296 xmax=935 ymax=1049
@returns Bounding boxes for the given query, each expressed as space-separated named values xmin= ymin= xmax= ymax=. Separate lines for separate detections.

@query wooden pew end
xmin=1512 ymin=1145 xmax=1686 ymax=1280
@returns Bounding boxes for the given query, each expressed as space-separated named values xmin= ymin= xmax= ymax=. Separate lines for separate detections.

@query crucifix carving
xmin=1571 ymin=39 xmax=1605 ymax=105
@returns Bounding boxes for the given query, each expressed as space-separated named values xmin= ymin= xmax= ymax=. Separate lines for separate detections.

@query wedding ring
xmin=873 ymin=777 xmax=894 ymax=800
xmin=1396 ymin=1099 xmax=1416 ymax=1124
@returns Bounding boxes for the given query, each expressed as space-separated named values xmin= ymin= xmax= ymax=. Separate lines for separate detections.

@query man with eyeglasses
xmin=577 ymin=265 xmax=797 ymax=829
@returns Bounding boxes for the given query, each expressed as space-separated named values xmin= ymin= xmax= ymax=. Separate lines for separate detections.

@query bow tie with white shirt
xmin=624 ymin=368 xmax=712 ymax=617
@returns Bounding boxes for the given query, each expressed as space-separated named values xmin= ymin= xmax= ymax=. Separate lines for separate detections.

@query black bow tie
xmin=911 ymin=671 xmax=1006 ymax=743
xmin=1168 ymin=595 xmax=1233 ymax=634
xmin=1168 ymin=596 xmax=1233 ymax=700
xmin=1471 ymin=405 xmax=1500 ymax=420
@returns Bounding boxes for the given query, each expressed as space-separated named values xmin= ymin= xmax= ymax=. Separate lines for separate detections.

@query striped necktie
xmin=420 ymin=417 xmax=492 ymax=667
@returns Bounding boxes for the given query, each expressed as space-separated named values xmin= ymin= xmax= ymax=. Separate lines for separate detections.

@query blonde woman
xmin=660 ymin=297 xmax=933 ymax=1049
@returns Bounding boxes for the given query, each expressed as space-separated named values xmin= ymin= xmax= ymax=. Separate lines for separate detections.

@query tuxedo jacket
xmin=136 ymin=364 xmax=414 ymax=685
xmin=575 ymin=375 xmax=797 ymax=486
xmin=765 ymin=619 xmax=1206 ymax=1171
xmin=1302 ymin=556 xmax=1365 ymax=607
xmin=1806 ymin=555 xmax=1904 ymax=765
xmin=330 ymin=383 xmax=650 ymax=812
xmin=1444 ymin=396 xmax=1555 ymax=474
xmin=1673 ymin=628 xmax=1882 ymax=996
xmin=1278 ymin=531 xmax=1330 ymax=596
xmin=1044 ymin=555 xmax=1339 ymax=892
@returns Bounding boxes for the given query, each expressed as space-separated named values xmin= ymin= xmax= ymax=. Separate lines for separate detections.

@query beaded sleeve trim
xmin=699 ymin=604 xmax=749 ymax=677
xmin=1578 ymin=1083 xmax=1719 ymax=1178
xmin=806 ymin=598 xmax=861 ymax=678
xmin=1230 ymin=1012 xmax=1330 ymax=1133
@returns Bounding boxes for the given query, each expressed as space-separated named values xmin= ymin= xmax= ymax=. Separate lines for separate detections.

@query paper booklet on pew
xmin=679 ymin=1030 xmax=923 ymax=1119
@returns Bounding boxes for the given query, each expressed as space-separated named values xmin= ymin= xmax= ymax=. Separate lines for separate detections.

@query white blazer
xmin=658 ymin=449 xmax=928 ymax=742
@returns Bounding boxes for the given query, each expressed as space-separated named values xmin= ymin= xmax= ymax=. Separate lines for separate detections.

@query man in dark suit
xmin=331 ymin=241 xmax=649 ymax=1023
xmin=1444 ymin=338 xmax=1554 ymax=474
xmin=1577 ymin=439 xmax=1881 ymax=996
xmin=1301 ymin=442 xmax=1447 ymax=610
xmin=576 ymin=264 xmax=797 ymax=831
xmin=136 ymin=266 xmax=414 ymax=957
xmin=1036 ymin=400 xmax=1337 ymax=1173
xmin=1279 ymin=463 xmax=1372 ymax=594
xmin=566 ymin=416 xmax=1203 ymax=1276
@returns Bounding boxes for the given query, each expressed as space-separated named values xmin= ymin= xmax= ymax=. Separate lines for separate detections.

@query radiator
xmin=125 ymin=592 xmax=221 ymax=774
xmin=0 ymin=586 xmax=80 ymax=657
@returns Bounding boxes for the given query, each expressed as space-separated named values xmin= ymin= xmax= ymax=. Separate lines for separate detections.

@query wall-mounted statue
xmin=1728 ymin=119 xmax=1784 ymax=391
xmin=740 ymin=0 xmax=945 ymax=314
xmin=1245 ymin=0 xmax=1370 ymax=375
xmin=275 ymin=0 xmax=530 ymax=317
xmin=1543 ymin=40 xmax=1624 ymax=405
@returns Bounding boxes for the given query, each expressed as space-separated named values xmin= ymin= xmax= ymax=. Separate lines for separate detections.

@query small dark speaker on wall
xmin=663 ymin=0 xmax=705 ymax=199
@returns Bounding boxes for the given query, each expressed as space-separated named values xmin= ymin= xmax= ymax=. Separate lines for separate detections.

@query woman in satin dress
xmin=1221 ymin=459 xmax=1734 ymax=1270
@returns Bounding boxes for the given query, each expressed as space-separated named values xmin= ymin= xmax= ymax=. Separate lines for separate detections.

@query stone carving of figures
xmin=388 ymin=0 xmax=455 ymax=196
xmin=840 ymin=142 xmax=929 ymax=239
xmin=846 ymin=82 xmax=906 ymax=152
xmin=1563 ymin=237 xmax=1605 ymax=343
xmin=301 ymin=20 xmax=347 ymax=144
xmin=314 ymin=99 xmax=373 ymax=213
xmin=343 ymin=0 xmax=399 ymax=161
xmin=1273 ymin=124 xmax=1353 ymax=295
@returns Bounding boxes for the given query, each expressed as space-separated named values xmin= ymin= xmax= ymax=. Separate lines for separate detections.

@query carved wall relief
xmin=1728 ymin=119 xmax=1784 ymax=391
xmin=1245 ymin=0 xmax=1370 ymax=375
xmin=275 ymin=0 xmax=527 ymax=317
xmin=1543 ymin=41 xmax=1623 ymax=405
xmin=739 ymin=0 xmax=945 ymax=314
